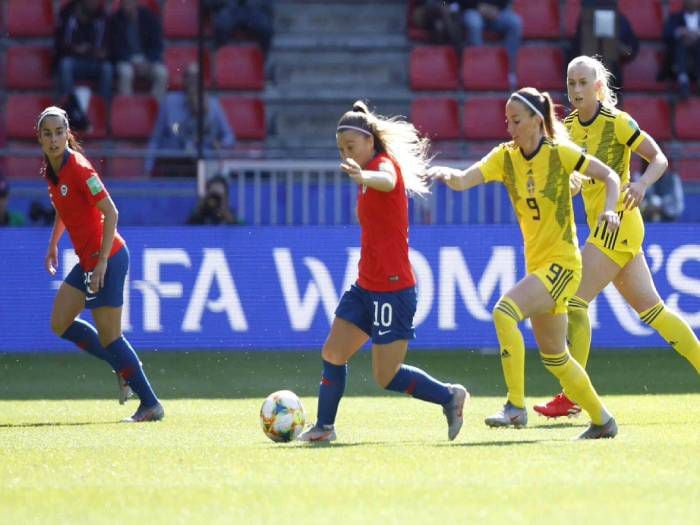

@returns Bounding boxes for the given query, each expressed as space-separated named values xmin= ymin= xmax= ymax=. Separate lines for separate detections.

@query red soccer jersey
xmin=356 ymin=152 xmax=415 ymax=292
xmin=46 ymin=150 xmax=125 ymax=271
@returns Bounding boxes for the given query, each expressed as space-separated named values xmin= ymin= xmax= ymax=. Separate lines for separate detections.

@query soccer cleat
xmin=577 ymin=417 xmax=618 ymax=440
xmin=115 ymin=372 xmax=134 ymax=405
xmin=121 ymin=402 xmax=165 ymax=423
xmin=443 ymin=384 xmax=469 ymax=441
xmin=484 ymin=401 xmax=528 ymax=428
xmin=297 ymin=424 xmax=337 ymax=443
xmin=533 ymin=392 xmax=581 ymax=419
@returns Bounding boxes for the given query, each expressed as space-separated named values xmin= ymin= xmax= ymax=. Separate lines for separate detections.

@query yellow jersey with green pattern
xmin=564 ymin=104 xmax=646 ymax=228
xmin=477 ymin=138 xmax=589 ymax=272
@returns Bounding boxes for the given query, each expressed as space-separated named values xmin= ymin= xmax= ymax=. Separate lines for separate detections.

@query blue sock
xmin=316 ymin=360 xmax=347 ymax=428
xmin=61 ymin=319 xmax=118 ymax=369
xmin=105 ymin=336 xmax=158 ymax=407
xmin=386 ymin=365 xmax=452 ymax=405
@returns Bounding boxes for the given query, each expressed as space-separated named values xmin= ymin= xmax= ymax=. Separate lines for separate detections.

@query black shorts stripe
xmin=641 ymin=304 xmax=664 ymax=325
xmin=574 ymin=154 xmax=586 ymax=172
xmin=548 ymin=268 xmax=573 ymax=299
xmin=551 ymin=270 xmax=574 ymax=300
xmin=626 ymin=129 xmax=641 ymax=147
xmin=604 ymin=211 xmax=624 ymax=249
xmin=568 ymin=296 xmax=588 ymax=309
xmin=496 ymin=301 xmax=521 ymax=322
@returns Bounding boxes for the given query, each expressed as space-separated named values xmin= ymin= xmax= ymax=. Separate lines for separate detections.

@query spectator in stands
xmin=55 ymin=0 xmax=113 ymax=102
xmin=460 ymin=1 xmax=522 ymax=89
xmin=662 ymin=0 xmax=700 ymax=99
xmin=412 ymin=1 xmax=464 ymax=50
xmin=145 ymin=63 xmax=236 ymax=177
xmin=108 ymin=0 xmax=168 ymax=99
xmin=0 ymin=173 xmax=26 ymax=227
xmin=203 ymin=0 xmax=274 ymax=55
xmin=570 ymin=6 xmax=639 ymax=93
xmin=187 ymin=175 xmax=239 ymax=225
xmin=638 ymin=161 xmax=685 ymax=222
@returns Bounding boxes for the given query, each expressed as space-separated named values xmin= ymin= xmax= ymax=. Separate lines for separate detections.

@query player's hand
xmin=622 ymin=180 xmax=647 ymax=210
xmin=45 ymin=245 xmax=59 ymax=276
xmin=569 ymin=172 xmax=587 ymax=196
xmin=90 ymin=260 xmax=108 ymax=293
xmin=426 ymin=166 xmax=463 ymax=191
xmin=340 ymin=158 xmax=364 ymax=184
xmin=598 ymin=210 xmax=620 ymax=232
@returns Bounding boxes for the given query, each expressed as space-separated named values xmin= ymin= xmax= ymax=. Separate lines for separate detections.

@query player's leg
xmin=535 ymin=244 xmax=622 ymax=417
xmin=51 ymin=267 xmax=118 ymax=369
xmin=298 ymin=316 xmax=368 ymax=442
xmin=485 ymin=273 xmax=556 ymax=428
xmin=531 ymin=312 xmax=617 ymax=439
xmin=374 ymin=338 xmax=467 ymax=440
xmin=614 ymin=253 xmax=700 ymax=373
xmin=92 ymin=306 xmax=162 ymax=421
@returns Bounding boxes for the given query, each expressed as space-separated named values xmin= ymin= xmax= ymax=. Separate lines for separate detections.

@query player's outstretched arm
xmin=583 ymin=155 xmax=621 ymax=231
xmin=340 ymin=157 xmax=397 ymax=192
xmin=623 ymin=135 xmax=669 ymax=210
xmin=427 ymin=163 xmax=484 ymax=192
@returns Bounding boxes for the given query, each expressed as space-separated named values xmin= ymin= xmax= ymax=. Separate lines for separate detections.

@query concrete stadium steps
xmin=275 ymin=0 xmax=406 ymax=38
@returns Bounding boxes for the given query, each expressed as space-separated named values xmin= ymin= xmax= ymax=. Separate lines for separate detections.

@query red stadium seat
xmin=618 ymin=0 xmax=663 ymax=40
xmin=411 ymin=98 xmax=461 ymax=140
xmin=513 ymin=0 xmax=560 ymax=39
xmin=516 ymin=47 xmax=564 ymax=90
xmin=563 ymin=0 xmax=581 ymax=37
xmin=5 ymin=47 xmax=53 ymax=90
xmin=165 ymin=47 xmax=212 ymax=90
xmin=623 ymin=47 xmax=669 ymax=92
xmin=462 ymin=47 xmax=509 ymax=90
xmin=7 ymin=0 xmax=54 ymax=37
xmin=220 ymin=97 xmax=267 ymax=140
xmin=79 ymin=97 xmax=108 ymax=140
xmin=674 ymin=99 xmax=700 ymax=140
xmin=406 ymin=0 xmax=430 ymax=41
xmin=675 ymin=158 xmax=700 ymax=182
xmin=464 ymin=97 xmax=508 ymax=140
xmin=215 ymin=46 xmax=265 ymax=90
xmin=410 ymin=46 xmax=459 ymax=91
xmin=163 ymin=0 xmax=199 ymax=38
xmin=110 ymin=95 xmax=159 ymax=140
xmin=622 ymin=96 xmax=672 ymax=141
xmin=108 ymin=157 xmax=147 ymax=178
xmin=3 ymin=156 xmax=44 ymax=179
xmin=5 ymin=95 xmax=53 ymax=140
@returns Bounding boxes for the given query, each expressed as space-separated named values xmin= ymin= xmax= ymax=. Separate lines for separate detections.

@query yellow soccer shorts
xmin=532 ymin=261 xmax=582 ymax=315
xmin=586 ymin=207 xmax=645 ymax=268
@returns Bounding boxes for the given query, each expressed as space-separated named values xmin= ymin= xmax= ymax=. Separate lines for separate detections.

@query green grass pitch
xmin=1 ymin=349 xmax=698 ymax=524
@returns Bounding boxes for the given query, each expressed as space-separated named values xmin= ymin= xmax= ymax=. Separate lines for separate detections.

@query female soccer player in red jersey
xmin=38 ymin=106 xmax=163 ymax=422
xmin=298 ymin=101 xmax=468 ymax=442
xmin=534 ymin=56 xmax=700 ymax=419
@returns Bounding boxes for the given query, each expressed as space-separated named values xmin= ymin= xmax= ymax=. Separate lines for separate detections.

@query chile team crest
xmin=60 ymin=184 xmax=68 ymax=196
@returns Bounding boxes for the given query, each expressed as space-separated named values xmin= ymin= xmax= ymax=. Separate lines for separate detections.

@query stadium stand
xmin=410 ymin=46 xmax=460 ymax=91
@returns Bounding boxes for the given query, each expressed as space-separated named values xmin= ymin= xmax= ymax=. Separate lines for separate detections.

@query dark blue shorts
xmin=335 ymin=283 xmax=417 ymax=344
xmin=65 ymin=246 xmax=129 ymax=310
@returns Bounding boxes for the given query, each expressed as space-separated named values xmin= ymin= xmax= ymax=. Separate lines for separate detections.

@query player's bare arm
xmin=427 ymin=164 xmax=485 ymax=191
xmin=340 ymin=157 xmax=397 ymax=192
xmin=582 ymin=155 xmax=621 ymax=231
xmin=91 ymin=196 xmax=118 ymax=293
xmin=624 ymin=135 xmax=669 ymax=210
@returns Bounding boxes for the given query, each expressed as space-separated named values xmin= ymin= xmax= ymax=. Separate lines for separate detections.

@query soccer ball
xmin=260 ymin=390 xmax=306 ymax=442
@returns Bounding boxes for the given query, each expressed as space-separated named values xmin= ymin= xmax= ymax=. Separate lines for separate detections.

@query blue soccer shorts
xmin=65 ymin=246 xmax=129 ymax=310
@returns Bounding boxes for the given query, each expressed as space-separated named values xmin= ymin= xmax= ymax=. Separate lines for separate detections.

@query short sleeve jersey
xmin=478 ymin=139 xmax=589 ymax=272
xmin=564 ymin=104 xmax=646 ymax=228
xmin=46 ymin=150 xmax=125 ymax=271
xmin=356 ymin=152 xmax=415 ymax=292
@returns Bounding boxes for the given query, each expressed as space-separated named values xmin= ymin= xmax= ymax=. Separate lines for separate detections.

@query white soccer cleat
xmin=484 ymin=401 xmax=528 ymax=428
xmin=297 ymin=424 xmax=337 ymax=443
xmin=443 ymin=384 xmax=469 ymax=441
xmin=121 ymin=402 xmax=165 ymax=423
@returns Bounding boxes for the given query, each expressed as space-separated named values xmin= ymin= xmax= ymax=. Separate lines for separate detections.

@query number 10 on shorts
xmin=373 ymin=301 xmax=393 ymax=327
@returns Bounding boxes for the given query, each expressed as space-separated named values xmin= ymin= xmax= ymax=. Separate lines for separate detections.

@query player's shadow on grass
xmin=434 ymin=439 xmax=559 ymax=448
xmin=0 ymin=421 xmax=118 ymax=429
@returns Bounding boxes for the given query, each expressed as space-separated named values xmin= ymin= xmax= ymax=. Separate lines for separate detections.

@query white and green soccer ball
xmin=260 ymin=390 xmax=306 ymax=442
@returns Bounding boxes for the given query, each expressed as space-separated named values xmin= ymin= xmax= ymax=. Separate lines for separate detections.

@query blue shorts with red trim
xmin=65 ymin=246 xmax=129 ymax=310
xmin=335 ymin=283 xmax=416 ymax=344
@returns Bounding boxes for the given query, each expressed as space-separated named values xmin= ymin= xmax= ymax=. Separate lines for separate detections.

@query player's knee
xmin=492 ymin=300 xmax=517 ymax=331
xmin=373 ymin=366 xmax=396 ymax=389
xmin=321 ymin=344 xmax=343 ymax=365
xmin=50 ymin=315 xmax=70 ymax=337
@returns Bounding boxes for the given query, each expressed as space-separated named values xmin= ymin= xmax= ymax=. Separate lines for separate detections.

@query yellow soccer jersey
xmin=478 ymin=138 xmax=589 ymax=272
xmin=564 ymin=104 xmax=646 ymax=227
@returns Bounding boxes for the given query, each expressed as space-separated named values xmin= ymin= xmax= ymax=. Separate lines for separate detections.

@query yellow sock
xmin=493 ymin=297 xmax=525 ymax=408
xmin=541 ymin=350 xmax=611 ymax=425
xmin=640 ymin=302 xmax=700 ymax=374
xmin=567 ymin=296 xmax=591 ymax=368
